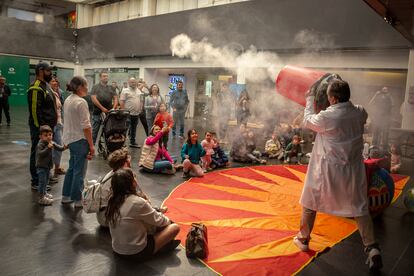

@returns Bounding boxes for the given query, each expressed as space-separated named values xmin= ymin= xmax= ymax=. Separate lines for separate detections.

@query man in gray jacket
xmin=169 ymin=80 xmax=189 ymax=138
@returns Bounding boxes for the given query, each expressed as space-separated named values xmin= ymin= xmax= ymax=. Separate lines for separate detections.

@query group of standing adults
xmin=28 ymin=62 xmax=93 ymax=206
xmin=27 ymin=65 xmax=192 ymax=204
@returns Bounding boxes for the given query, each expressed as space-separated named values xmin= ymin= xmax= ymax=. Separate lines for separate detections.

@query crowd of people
xmin=22 ymin=62 xmax=405 ymax=271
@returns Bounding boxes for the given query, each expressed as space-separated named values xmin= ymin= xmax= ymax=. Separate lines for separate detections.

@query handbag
xmin=185 ymin=223 xmax=208 ymax=259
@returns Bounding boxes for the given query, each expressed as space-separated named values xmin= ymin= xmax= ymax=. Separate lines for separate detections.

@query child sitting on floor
xmin=284 ymin=135 xmax=303 ymax=164
xmin=210 ymin=132 xmax=229 ymax=169
xmin=279 ymin=124 xmax=294 ymax=149
xmin=231 ymin=129 xmax=266 ymax=164
xmin=201 ymin=131 xmax=217 ymax=172
xmin=243 ymin=131 xmax=267 ymax=164
xmin=390 ymin=143 xmax=402 ymax=173
xmin=94 ymin=148 xmax=168 ymax=227
xmin=181 ymin=129 xmax=206 ymax=178
xmin=265 ymin=132 xmax=283 ymax=159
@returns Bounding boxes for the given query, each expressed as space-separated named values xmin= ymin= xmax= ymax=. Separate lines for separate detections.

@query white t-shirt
xmin=63 ymin=93 xmax=91 ymax=145
xmin=120 ymin=87 xmax=142 ymax=116
xmin=109 ymin=194 xmax=170 ymax=255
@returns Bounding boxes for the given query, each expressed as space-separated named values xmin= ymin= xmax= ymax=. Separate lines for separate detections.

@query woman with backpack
xmin=105 ymin=168 xmax=180 ymax=260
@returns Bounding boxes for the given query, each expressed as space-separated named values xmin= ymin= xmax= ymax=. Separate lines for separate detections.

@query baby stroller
xmin=96 ymin=109 xmax=129 ymax=159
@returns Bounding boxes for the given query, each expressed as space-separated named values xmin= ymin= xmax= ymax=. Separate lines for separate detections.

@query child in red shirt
xmin=154 ymin=103 xmax=174 ymax=149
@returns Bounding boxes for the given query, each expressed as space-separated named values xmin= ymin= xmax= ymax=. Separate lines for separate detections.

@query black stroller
xmin=96 ymin=109 xmax=129 ymax=159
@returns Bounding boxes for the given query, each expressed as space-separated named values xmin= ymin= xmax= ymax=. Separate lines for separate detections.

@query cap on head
xmin=35 ymin=62 xmax=54 ymax=74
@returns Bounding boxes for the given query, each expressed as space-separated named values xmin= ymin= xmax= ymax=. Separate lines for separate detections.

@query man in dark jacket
xmin=169 ymin=80 xmax=189 ymax=138
xmin=27 ymin=62 xmax=57 ymax=190
xmin=0 ymin=76 xmax=11 ymax=126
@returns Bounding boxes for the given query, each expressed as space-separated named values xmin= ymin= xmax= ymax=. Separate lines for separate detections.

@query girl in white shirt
xmin=105 ymin=168 xmax=180 ymax=260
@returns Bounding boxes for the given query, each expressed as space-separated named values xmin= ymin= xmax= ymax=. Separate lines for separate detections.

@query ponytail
xmin=67 ymin=76 xmax=87 ymax=94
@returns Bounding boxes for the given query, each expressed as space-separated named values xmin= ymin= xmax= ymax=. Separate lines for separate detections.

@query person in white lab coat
xmin=293 ymin=80 xmax=382 ymax=272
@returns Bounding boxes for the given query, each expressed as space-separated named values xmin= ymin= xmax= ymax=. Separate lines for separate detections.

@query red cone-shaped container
xmin=276 ymin=65 xmax=326 ymax=107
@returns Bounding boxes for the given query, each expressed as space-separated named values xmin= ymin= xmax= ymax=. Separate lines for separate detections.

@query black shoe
xmin=158 ymin=239 xmax=181 ymax=254
xmin=7 ymin=123 xmax=10 ymax=127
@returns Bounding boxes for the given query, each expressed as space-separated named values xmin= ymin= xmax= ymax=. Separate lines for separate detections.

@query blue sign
xmin=168 ymin=74 xmax=185 ymax=95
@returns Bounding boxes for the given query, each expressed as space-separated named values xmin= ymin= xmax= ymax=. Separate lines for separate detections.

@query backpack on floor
xmin=81 ymin=172 xmax=113 ymax=214
xmin=185 ymin=223 xmax=208 ymax=259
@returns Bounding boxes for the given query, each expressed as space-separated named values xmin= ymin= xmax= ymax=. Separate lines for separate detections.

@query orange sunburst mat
xmin=163 ymin=165 xmax=410 ymax=276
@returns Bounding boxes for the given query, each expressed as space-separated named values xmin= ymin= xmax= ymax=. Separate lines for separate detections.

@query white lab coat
xmin=300 ymin=96 xmax=369 ymax=217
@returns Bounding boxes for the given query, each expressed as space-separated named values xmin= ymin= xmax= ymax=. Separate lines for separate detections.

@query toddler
xmin=201 ymin=131 xmax=218 ymax=171
xmin=36 ymin=125 xmax=66 ymax=205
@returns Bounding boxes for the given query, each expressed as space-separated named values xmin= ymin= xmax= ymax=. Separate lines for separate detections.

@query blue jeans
xmin=29 ymin=123 xmax=40 ymax=186
xmin=92 ymin=114 xmax=102 ymax=144
xmin=36 ymin=167 xmax=50 ymax=196
xmin=143 ymin=160 xmax=173 ymax=173
xmin=52 ymin=123 xmax=63 ymax=167
xmin=146 ymin=111 xmax=156 ymax=132
xmin=172 ymin=109 xmax=185 ymax=136
xmin=62 ymin=139 xmax=89 ymax=201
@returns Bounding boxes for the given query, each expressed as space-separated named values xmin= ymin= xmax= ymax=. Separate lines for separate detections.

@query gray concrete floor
xmin=0 ymin=106 xmax=413 ymax=276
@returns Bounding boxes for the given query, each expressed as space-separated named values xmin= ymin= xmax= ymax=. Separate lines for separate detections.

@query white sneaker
xmin=45 ymin=193 xmax=53 ymax=199
xmin=365 ymin=247 xmax=383 ymax=272
xmin=74 ymin=200 xmax=83 ymax=208
xmin=293 ymin=236 xmax=309 ymax=252
xmin=61 ymin=196 xmax=73 ymax=204
xmin=39 ymin=196 xmax=53 ymax=206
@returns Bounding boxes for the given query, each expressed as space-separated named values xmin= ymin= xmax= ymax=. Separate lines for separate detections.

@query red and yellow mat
xmin=163 ymin=165 xmax=410 ymax=276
